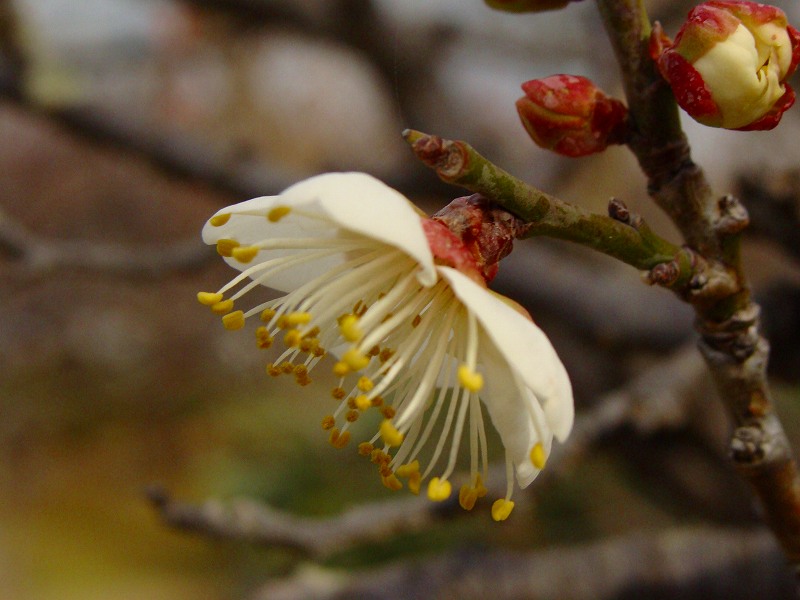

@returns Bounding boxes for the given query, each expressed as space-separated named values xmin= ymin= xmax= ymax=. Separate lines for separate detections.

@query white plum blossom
xmin=198 ymin=172 xmax=573 ymax=520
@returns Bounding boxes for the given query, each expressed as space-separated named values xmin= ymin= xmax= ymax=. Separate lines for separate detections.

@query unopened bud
xmin=516 ymin=74 xmax=628 ymax=157
xmin=651 ymin=1 xmax=800 ymax=130
xmin=484 ymin=0 xmax=581 ymax=12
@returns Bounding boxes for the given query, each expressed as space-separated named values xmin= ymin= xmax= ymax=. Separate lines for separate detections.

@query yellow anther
xmin=329 ymin=428 xmax=350 ymax=449
xmin=280 ymin=362 xmax=294 ymax=374
xmin=339 ymin=314 xmax=363 ymax=342
xmin=216 ymin=238 xmax=239 ymax=257
xmin=321 ymin=415 xmax=335 ymax=430
xmin=474 ymin=474 xmax=488 ymax=498
xmin=342 ymin=348 xmax=370 ymax=371
xmin=197 ymin=291 xmax=224 ymax=306
xmin=491 ymin=499 xmax=515 ymax=522
xmin=232 ymin=245 xmax=259 ymax=263
xmin=458 ymin=365 xmax=484 ymax=392
xmin=345 ymin=409 xmax=360 ymax=423
xmin=358 ymin=442 xmax=374 ymax=456
xmin=395 ymin=460 xmax=419 ymax=478
xmin=296 ymin=375 xmax=312 ymax=387
xmin=530 ymin=442 xmax=547 ymax=470
xmin=381 ymin=473 xmax=403 ymax=491
xmin=266 ymin=363 xmax=282 ymax=377
xmin=294 ymin=364 xmax=309 ymax=377
xmin=211 ymin=299 xmax=235 ymax=315
xmin=407 ymin=472 xmax=421 ymax=495
xmin=312 ymin=346 xmax=326 ymax=358
xmin=380 ymin=406 xmax=396 ymax=419
xmin=357 ymin=376 xmax=374 ymax=392
xmin=299 ymin=338 xmax=318 ymax=353
xmin=255 ymin=326 xmax=273 ymax=349
xmin=222 ymin=310 xmax=245 ymax=330
xmin=331 ymin=387 xmax=346 ymax=400
xmin=286 ymin=312 xmax=312 ymax=327
xmin=354 ymin=395 xmax=372 ymax=411
xmin=333 ymin=361 xmax=350 ymax=377
xmin=284 ymin=329 xmax=302 ymax=348
xmin=459 ymin=485 xmax=479 ymax=511
xmin=379 ymin=420 xmax=404 ymax=447
xmin=370 ymin=449 xmax=391 ymax=465
xmin=260 ymin=308 xmax=277 ymax=322
xmin=427 ymin=477 xmax=452 ymax=502
xmin=209 ymin=213 xmax=231 ymax=227
xmin=267 ymin=205 xmax=291 ymax=222
xmin=379 ymin=464 xmax=393 ymax=477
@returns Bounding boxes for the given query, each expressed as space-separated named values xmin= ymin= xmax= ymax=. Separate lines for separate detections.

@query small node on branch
xmin=402 ymin=129 xmax=469 ymax=181
xmin=731 ymin=425 xmax=766 ymax=464
xmin=716 ymin=195 xmax=750 ymax=235
xmin=697 ymin=304 xmax=761 ymax=361
xmin=607 ymin=198 xmax=642 ymax=228
xmin=645 ymin=260 xmax=680 ymax=287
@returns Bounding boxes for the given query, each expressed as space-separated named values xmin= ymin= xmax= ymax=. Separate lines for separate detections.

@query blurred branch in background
xmin=149 ymin=344 xmax=721 ymax=567
xmin=257 ymin=526 xmax=794 ymax=600
xmin=0 ymin=202 xmax=208 ymax=276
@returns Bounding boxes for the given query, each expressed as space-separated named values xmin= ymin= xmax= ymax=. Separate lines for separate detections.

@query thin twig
xmin=0 ymin=204 xmax=210 ymax=276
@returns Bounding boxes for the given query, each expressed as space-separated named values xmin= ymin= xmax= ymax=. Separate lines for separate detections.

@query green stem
xmin=403 ymin=129 xmax=690 ymax=280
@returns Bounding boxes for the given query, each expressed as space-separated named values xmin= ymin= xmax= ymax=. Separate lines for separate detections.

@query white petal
xmin=480 ymin=342 xmax=554 ymax=488
xmin=203 ymin=172 xmax=437 ymax=289
xmin=437 ymin=266 xmax=574 ymax=441
xmin=693 ymin=25 xmax=786 ymax=129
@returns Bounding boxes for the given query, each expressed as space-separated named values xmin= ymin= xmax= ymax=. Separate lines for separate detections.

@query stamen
xmin=342 ymin=348 xmax=370 ymax=372
xmin=358 ymin=442 xmax=374 ymax=456
xmin=267 ymin=205 xmax=291 ymax=222
xmin=457 ymin=365 xmax=483 ymax=392
xmin=209 ymin=213 xmax=231 ymax=227
xmin=354 ymin=395 xmax=372 ymax=411
xmin=381 ymin=473 xmax=403 ymax=491
xmin=197 ymin=292 xmax=223 ymax=306
xmin=211 ymin=299 xmax=235 ymax=315
xmin=380 ymin=420 xmax=404 ymax=447
xmin=222 ymin=311 xmax=245 ymax=330
xmin=530 ymin=442 xmax=547 ymax=470
xmin=216 ymin=239 xmax=239 ymax=257
xmin=491 ymin=499 xmax=515 ymax=522
xmin=459 ymin=485 xmax=479 ymax=511
xmin=357 ymin=376 xmax=374 ymax=392
xmin=339 ymin=314 xmax=363 ymax=342
xmin=329 ymin=428 xmax=350 ymax=449
xmin=427 ymin=477 xmax=452 ymax=502
xmin=232 ymin=246 xmax=259 ymax=263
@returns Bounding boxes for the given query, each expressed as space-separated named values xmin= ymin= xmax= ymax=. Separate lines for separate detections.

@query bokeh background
xmin=1 ymin=0 xmax=800 ymax=598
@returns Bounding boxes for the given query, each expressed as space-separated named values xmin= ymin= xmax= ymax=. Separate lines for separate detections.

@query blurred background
xmin=1 ymin=0 xmax=800 ymax=598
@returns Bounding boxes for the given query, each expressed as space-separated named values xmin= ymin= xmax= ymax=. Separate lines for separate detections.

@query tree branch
xmin=0 ymin=204 xmax=210 ymax=276
xmin=402 ymin=129 xmax=703 ymax=286
xmin=595 ymin=0 xmax=800 ymax=570
xmin=254 ymin=526 xmax=794 ymax=600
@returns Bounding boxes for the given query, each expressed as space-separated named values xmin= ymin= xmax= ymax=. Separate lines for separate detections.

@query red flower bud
xmin=516 ymin=74 xmax=628 ymax=157
xmin=651 ymin=1 xmax=800 ymax=130
xmin=484 ymin=0 xmax=581 ymax=12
